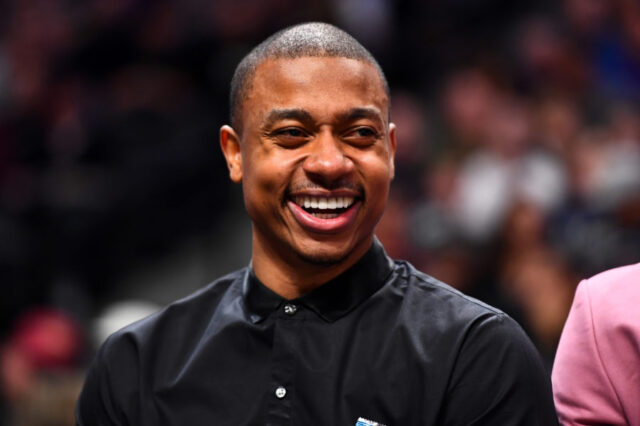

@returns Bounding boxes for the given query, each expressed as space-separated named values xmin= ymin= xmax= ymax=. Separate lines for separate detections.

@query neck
xmin=251 ymin=233 xmax=372 ymax=300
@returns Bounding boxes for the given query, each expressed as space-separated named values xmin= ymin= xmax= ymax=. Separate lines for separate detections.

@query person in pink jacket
xmin=552 ymin=262 xmax=640 ymax=425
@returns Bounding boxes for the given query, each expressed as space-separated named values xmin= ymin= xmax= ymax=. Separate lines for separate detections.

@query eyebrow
xmin=336 ymin=107 xmax=385 ymax=125
xmin=261 ymin=106 xmax=386 ymax=130
xmin=262 ymin=108 xmax=313 ymax=129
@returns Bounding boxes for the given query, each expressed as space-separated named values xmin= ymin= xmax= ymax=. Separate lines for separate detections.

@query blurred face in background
xmin=221 ymin=56 xmax=396 ymax=271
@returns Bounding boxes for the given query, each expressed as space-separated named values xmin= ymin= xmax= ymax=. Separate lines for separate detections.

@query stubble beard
xmin=293 ymin=248 xmax=349 ymax=266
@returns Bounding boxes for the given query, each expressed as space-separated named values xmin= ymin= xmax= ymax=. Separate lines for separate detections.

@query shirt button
xmin=275 ymin=386 xmax=287 ymax=399
xmin=283 ymin=304 xmax=298 ymax=315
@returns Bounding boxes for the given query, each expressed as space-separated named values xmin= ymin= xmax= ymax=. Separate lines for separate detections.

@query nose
xmin=302 ymin=131 xmax=354 ymax=185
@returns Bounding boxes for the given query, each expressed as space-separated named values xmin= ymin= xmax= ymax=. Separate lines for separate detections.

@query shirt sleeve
xmin=440 ymin=312 xmax=558 ymax=425
xmin=551 ymin=280 xmax=626 ymax=426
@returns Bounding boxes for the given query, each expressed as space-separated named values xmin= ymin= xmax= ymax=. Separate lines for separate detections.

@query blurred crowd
xmin=1 ymin=0 xmax=639 ymax=424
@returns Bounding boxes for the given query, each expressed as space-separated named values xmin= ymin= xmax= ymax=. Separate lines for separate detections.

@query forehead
xmin=242 ymin=56 xmax=389 ymax=125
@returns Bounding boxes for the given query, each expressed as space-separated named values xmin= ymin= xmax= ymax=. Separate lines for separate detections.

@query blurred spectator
xmin=0 ymin=308 xmax=84 ymax=426
xmin=516 ymin=16 xmax=589 ymax=95
xmin=500 ymin=246 xmax=576 ymax=370
xmin=441 ymin=68 xmax=497 ymax=153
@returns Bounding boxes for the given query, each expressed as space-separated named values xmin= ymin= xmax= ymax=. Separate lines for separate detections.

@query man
xmin=76 ymin=22 xmax=557 ymax=425
xmin=552 ymin=262 xmax=640 ymax=425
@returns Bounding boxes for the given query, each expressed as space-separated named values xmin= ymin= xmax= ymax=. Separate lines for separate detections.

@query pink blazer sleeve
xmin=552 ymin=263 xmax=640 ymax=426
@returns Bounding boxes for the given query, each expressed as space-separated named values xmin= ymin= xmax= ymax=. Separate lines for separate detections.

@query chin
xmin=292 ymin=237 xmax=365 ymax=266
xmin=294 ymin=249 xmax=348 ymax=266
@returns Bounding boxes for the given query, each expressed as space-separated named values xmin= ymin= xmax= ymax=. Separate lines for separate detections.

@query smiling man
xmin=76 ymin=23 xmax=558 ymax=426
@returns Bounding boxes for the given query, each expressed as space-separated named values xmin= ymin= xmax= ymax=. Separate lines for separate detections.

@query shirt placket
xmin=267 ymin=302 xmax=302 ymax=425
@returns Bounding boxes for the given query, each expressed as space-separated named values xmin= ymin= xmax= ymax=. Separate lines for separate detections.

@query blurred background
xmin=1 ymin=0 xmax=639 ymax=424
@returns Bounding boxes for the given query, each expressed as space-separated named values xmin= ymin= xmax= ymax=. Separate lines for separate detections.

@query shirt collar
xmin=243 ymin=238 xmax=394 ymax=323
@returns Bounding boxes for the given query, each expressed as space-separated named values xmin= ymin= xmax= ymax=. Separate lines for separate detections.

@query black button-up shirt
xmin=76 ymin=240 xmax=558 ymax=425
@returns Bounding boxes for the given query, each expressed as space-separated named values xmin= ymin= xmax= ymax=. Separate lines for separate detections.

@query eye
xmin=271 ymin=127 xmax=310 ymax=147
xmin=279 ymin=128 xmax=305 ymax=137
xmin=353 ymin=127 xmax=377 ymax=137
xmin=343 ymin=126 xmax=380 ymax=146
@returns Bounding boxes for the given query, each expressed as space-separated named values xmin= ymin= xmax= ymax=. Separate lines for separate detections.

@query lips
xmin=287 ymin=194 xmax=361 ymax=233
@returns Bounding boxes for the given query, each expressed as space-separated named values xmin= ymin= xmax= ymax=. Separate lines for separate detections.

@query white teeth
xmin=294 ymin=196 xmax=355 ymax=210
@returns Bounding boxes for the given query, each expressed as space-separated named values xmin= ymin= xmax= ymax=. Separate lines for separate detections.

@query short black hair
xmin=229 ymin=22 xmax=389 ymax=132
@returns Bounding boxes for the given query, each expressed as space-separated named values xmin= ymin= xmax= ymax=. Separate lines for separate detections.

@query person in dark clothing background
xmin=76 ymin=22 xmax=558 ymax=426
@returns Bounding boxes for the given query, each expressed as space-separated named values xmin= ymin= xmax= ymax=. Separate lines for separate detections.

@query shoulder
xmin=76 ymin=268 xmax=249 ymax=423
xmin=390 ymin=263 xmax=557 ymax=424
xmin=389 ymin=260 xmax=532 ymax=352
xmin=567 ymin=263 xmax=640 ymax=341
xmin=392 ymin=260 xmax=507 ymax=322
xmin=100 ymin=267 xmax=248 ymax=363
xmin=576 ymin=262 xmax=640 ymax=350
xmin=580 ymin=262 xmax=640 ymax=310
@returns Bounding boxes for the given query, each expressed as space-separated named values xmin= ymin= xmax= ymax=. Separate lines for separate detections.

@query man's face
xmin=222 ymin=56 xmax=396 ymax=268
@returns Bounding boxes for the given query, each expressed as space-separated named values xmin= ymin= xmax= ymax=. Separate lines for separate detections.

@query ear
xmin=388 ymin=122 xmax=397 ymax=180
xmin=220 ymin=125 xmax=243 ymax=183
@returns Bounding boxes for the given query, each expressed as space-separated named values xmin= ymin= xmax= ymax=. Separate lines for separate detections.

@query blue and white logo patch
xmin=355 ymin=417 xmax=386 ymax=426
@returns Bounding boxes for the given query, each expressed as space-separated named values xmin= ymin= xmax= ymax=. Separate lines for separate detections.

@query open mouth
xmin=291 ymin=196 xmax=356 ymax=219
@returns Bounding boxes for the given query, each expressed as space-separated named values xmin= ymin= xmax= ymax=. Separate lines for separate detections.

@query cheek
xmin=241 ymin=152 xmax=299 ymax=203
xmin=355 ymin=150 xmax=394 ymax=185
xmin=353 ymin=153 xmax=393 ymax=212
